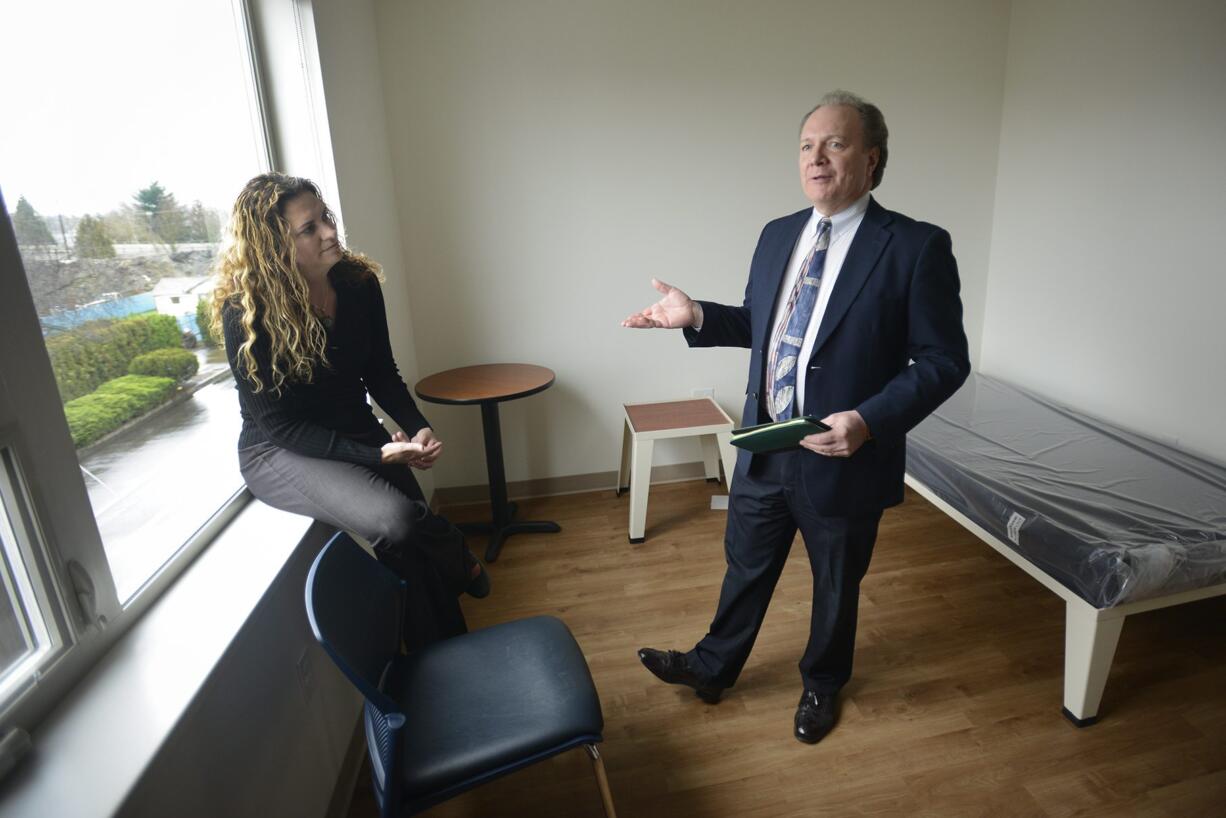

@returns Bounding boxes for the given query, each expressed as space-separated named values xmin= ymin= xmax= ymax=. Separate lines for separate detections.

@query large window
xmin=0 ymin=0 xmax=270 ymax=727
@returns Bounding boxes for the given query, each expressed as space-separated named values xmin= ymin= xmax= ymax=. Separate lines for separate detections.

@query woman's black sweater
xmin=222 ymin=264 xmax=429 ymax=468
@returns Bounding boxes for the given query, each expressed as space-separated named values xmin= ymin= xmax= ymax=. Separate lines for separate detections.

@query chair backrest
xmin=304 ymin=531 xmax=405 ymax=715
xmin=306 ymin=532 xmax=409 ymax=815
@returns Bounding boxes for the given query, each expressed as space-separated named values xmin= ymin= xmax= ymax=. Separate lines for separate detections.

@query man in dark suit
xmin=622 ymin=90 xmax=970 ymax=744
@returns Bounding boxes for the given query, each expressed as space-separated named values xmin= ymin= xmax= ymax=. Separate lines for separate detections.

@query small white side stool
xmin=617 ymin=397 xmax=738 ymax=543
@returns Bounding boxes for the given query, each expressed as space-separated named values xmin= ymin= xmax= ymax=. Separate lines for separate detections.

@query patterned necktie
xmin=766 ymin=217 xmax=832 ymax=421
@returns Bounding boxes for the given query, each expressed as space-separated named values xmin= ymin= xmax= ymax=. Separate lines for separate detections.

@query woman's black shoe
xmin=464 ymin=553 xmax=491 ymax=598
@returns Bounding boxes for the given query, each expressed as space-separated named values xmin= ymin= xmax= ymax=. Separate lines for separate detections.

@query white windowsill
xmin=2 ymin=500 xmax=314 ymax=817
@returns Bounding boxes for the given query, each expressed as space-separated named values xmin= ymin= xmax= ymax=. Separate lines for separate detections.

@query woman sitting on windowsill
xmin=210 ymin=173 xmax=487 ymax=648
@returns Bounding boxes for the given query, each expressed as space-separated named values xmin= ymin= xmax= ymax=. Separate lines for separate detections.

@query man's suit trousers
xmin=688 ymin=448 xmax=882 ymax=694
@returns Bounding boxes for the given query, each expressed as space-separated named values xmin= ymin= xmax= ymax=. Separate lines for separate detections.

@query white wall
xmin=981 ymin=0 xmax=1226 ymax=462
xmin=373 ymin=0 xmax=1011 ymax=490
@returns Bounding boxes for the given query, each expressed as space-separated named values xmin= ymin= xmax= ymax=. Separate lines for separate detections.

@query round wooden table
xmin=415 ymin=364 xmax=561 ymax=562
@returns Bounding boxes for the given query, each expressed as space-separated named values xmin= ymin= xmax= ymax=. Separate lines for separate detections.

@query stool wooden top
xmin=415 ymin=363 xmax=555 ymax=405
xmin=624 ymin=398 xmax=732 ymax=433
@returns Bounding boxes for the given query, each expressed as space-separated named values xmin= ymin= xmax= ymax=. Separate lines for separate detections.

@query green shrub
xmin=46 ymin=313 xmax=183 ymax=402
xmin=63 ymin=375 xmax=177 ymax=448
xmin=196 ymin=298 xmax=218 ymax=347
xmin=129 ymin=347 xmax=199 ymax=381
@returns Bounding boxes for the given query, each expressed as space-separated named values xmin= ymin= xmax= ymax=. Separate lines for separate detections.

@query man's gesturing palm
xmin=621 ymin=278 xmax=700 ymax=329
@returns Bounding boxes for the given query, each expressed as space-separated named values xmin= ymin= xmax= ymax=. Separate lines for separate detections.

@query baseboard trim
xmin=433 ymin=460 xmax=713 ymax=508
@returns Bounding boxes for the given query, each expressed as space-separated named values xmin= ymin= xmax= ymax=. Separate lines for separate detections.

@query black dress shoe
xmin=794 ymin=690 xmax=837 ymax=744
xmin=637 ymin=648 xmax=724 ymax=703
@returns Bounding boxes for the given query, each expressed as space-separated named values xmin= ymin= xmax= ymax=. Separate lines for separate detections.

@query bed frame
xmin=905 ymin=473 xmax=1226 ymax=726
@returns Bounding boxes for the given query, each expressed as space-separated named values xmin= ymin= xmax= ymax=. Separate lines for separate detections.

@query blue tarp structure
xmin=40 ymin=293 xmax=156 ymax=334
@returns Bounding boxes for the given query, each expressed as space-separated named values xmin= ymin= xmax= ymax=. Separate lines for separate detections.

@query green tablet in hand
xmin=730 ymin=416 xmax=832 ymax=454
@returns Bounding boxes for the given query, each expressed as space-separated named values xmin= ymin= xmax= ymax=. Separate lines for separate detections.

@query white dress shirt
xmin=768 ymin=192 xmax=870 ymax=415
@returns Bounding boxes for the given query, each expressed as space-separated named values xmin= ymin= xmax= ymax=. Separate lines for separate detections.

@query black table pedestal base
xmin=459 ymin=519 xmax=562 ymax=562
xmin=461 ymin=402 xmax=560 ymax=562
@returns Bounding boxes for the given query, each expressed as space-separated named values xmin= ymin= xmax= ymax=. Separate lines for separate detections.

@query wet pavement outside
xmin=77 ymin=346 xmax=243 ymax=601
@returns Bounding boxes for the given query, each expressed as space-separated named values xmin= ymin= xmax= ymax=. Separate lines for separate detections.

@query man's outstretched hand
xmin=621 ymin=278 xmax=702 ymax=329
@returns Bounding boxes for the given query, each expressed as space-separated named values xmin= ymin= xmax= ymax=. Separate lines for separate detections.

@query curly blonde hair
xmin=209 ymin=173 xmax=380 ymax=394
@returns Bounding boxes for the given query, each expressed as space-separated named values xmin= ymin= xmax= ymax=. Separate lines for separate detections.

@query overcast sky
xmin=1 ymin=0 xmax=265 ymax=218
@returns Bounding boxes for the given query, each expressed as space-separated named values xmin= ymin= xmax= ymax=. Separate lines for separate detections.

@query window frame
xmin=0 ymin=0 xmax=288 ymax=737
xmin=0 ymin=438 xmax=67 ymax=706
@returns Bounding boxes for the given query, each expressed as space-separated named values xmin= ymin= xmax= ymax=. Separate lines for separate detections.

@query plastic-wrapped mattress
xmin=906 ymin=373 xmax=1226 ymax=608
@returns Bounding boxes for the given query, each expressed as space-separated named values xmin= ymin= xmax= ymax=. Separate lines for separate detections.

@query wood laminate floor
xmin=346 ymin=481 xmax=1226 ymax=817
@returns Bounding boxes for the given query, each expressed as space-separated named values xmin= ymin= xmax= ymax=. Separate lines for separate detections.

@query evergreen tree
xmin=133 ymin=181 xmax=187 ymax=248
xmin=187 ymin=200 xmax=210 ymax=242
xmin=12 ymin=196 xmax=56 ymax=247
xmin=74 ymin=215 xmax=116 ymax=258
xmin=132 ymin=181 xmax=170 ymax=220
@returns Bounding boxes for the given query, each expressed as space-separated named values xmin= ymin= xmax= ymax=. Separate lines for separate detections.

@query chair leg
xmin=585 ymin=744 xmax=617 ymax=818
xmin=700 ymin=434 xmax=721 ymax=481
xmin=628 ymin=437 xmax=652 ymax=543
xmin=716 ymin=431 xmax=738 ymax=490
xmin=616 ymin=420 xmax=632 ymax=496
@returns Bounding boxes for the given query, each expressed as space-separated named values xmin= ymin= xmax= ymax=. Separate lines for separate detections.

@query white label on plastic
xmin=1006 ymin=511 xmax=1025 ymax=545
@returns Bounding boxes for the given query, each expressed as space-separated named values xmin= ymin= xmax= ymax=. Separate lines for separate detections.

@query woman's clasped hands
xmin=381 ymin=428 xmax=444 ymax=469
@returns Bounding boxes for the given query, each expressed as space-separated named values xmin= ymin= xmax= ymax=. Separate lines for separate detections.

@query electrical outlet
xmin=692 ymin=387 xmax=715 ymax=399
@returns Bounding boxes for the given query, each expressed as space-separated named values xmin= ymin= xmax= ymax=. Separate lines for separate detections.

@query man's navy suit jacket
xmin=684 ymin=196 xmax=970 ymax=517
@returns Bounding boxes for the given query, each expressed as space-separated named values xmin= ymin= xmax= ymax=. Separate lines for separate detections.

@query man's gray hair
xmin=799 ymin=90 xmax=889 ymax=190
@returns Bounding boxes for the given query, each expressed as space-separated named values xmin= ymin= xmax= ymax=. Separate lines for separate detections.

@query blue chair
xmin=305 ymin=532 xmax=617 ymax=817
